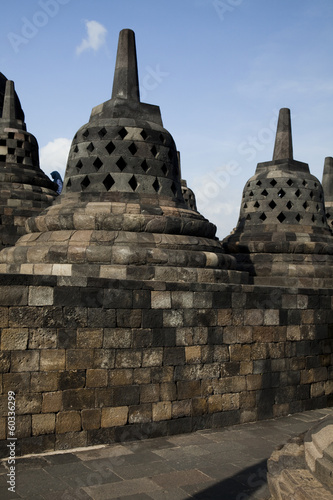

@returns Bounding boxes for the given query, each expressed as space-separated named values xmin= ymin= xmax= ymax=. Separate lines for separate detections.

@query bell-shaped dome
xmin=322 ymin=156 xmax=333 ymax=229
xmin=0 ymin=30 xmax=245 ymax=284
xmin=222 ymin=108 xmax=333 ymax=286
xmin=0 ymin=77 xmax=58 ymax=249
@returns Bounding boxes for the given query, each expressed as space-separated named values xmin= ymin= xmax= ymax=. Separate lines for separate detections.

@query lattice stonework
xmin=240 ymin=174 xmax=326 ymax=227
xmin=64 ymin=124 xmax=182 ymax=200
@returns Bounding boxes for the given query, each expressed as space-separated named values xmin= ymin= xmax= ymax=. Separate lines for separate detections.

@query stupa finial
xmin=111 ymin=29 xmax=140 ymax=102
xmin=272 ymin=108 xmax=293 ymax=161
xmin=2 ymin=80 xmax=17 ymax=124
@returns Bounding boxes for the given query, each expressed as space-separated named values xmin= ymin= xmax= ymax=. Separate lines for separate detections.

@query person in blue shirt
xmin=50 ymin=171 xmax=63 ymax=194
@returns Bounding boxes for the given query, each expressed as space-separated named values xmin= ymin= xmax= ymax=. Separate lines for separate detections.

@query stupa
xmin=0 ymin=75 xmax=58 ymax=249
xmin=322 ymin=156 xmax=333 ymax=229
xmin=0 ymin=30 xmax=245 ymax=284
xmin=222 ymin=108 xmax=333 ymax=287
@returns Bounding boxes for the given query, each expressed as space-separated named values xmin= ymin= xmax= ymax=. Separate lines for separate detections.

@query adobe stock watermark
xmin=212 ymin=0 xmax=245 ymax=21
xmin=140 ymin=65 xmax=170 ymax=101
xmin=8 ymin=0 xmax=71 ymax=54
xmin=238 ymin=109 xmax=279 ymax=162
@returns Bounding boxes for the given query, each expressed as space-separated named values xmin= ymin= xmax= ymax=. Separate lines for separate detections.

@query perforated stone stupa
xmin=0 ymin=30 xmax=245 ymax=284
xmin=322 ymin=156 xmax=333 ymax=229
xmin=0 ymin=75 xmax=58 ymax=249
xmin=222 ymin=108 xmax=333 ymax=286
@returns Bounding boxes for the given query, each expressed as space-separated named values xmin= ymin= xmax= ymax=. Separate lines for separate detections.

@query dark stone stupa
xmin=222 ymin=108 xmax=333 ymax=286
xmin=0 ymin=30 xmax=245 ymax=284
xmin=0 ymin=75 xmax=58 ymax=249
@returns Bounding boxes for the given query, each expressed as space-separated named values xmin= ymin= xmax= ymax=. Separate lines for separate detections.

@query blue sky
xmin=0 ymin=0 xmax=332 ymax=237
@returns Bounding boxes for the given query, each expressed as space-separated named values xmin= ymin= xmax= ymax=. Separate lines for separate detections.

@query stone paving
xmin=1 ymin=408 xmax=333 ymax=499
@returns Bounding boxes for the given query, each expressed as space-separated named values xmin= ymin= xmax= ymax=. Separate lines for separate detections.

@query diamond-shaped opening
xmin=168 ymin=149 xmax=173 ymax=160
xmin=302 ymin=180 xmax=307 ymax=186
xmin=256 ymin=180 xmax=262 ymax=186
xmin=128 ymin=142 xmax=137 ymax=155
xmin=159 ymin=133 xmax=165 ymax=144
xmin=98 ymin=127 xmax=107 ymax=138
xmin=249 ymin=191 xmax=254 ymax=197
xmin=118 ymin=127 xmax=128 ymax=139
xmin=103 ymin=174 xmax=115 ymax=191
xmin=270 ymin=179 xmax=277 ymax=187
xmin=303 ymin=201 xmax=309 ymax=210
xmin=66 ymin=178 xmax=72 ymax=188
xmin=277 ymin=212 xmax=286 ymax=223
xmin=261 ymin=189 xmax=268 ymax=196
xmin=16 ymin=140 xmax=23 ymax=148
xmin=286 ymin=201 xmax=293 ymax=210
xmin=295 ymin=214 xmax=302 ymax=222
xmin=269 ymin=200 xmax=277 ymax=209
xmin=161 ymin=164 xmax=168 ymax=175
xmin=82 ymin=129 xmax=89 ymax=138
xmin=0 ymin=139 xmax=6 ymax=146
xmin=81 ymin=176 xmax=90 ymax=190
xmin=8 ymin=148 xmax=15 ymax=155
xmin=140 ymin=129 xmax=148 ymax=140
xmin=309 ymin=191 xmax=314 ymax=199
xmin=87 ymin=142 xmax=94 ymax=152
xmin=243 ymin=203 xmax=248 ymax=209
xmin=254 ymin=201 xmax=260 ymax=208
xmin=326 ymin=212 xmax=330 ymax=219
xmin=311 ymin=215 xmax=315 ymax=223
xmin=74 ymin=134 xmax=77 ymax=140
xmin=314 ymin=182 xmax=318 ymax=187
xmin=286 ymin=179 xmax=293 ymax=186
xmin=17 ymin=156 xmax=23 ymax=164
xmin=93 ymin=158 xmax=103 ymax=171
xmin=0 ymin=155 xmax=6 ymax=162
xmin=76 ymin=160 xmax=83 ymax=171
xmin=171 ymin=182 xmax=177 ymax=196
xmin=152 ymin=178 xmax=161 ymax=193
xmin=295 ymin=189 xmax=301 ymax=198
xmin=259 ymin=213 xmax=267 ymax=221
xmin=151 ymin=145 xmax=158 ymax=158
xmin=320 ymin=193 xmax=323 ymax=200
xmin=73 ymin=145 xmax=79 ymax=153
xmin=316 ymin=204 xmax=320 ymax=212
xmin=105 ymin=141 xmax=116 ymax=155
xmin=246 ymin=214 xmax=251 ymax=220
xmin=278 ymin=189 xmax=285 ymax=198
xmin=128 ymin=175 xmax=138 ymax=191
xmin=247 ymin=183 xmax=251 ymax=187
xmin=141 ymin=160 xmax=149 ymax=172
xmin=243 ymin=193 xmax=246 ymax=198
xmin=116 ymin=157 xmax=127 ymax=171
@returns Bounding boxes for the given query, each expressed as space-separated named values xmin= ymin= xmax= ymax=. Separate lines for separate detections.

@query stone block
xmin=151 ymin=291 xmax=171 ymax=309
xmin=11 ymin=351 xmax=39 ymax=372
xmin=229 ymin=344 xmax=251 ymax=362
xmin=239 ymin=391 xmax=256 ymax=409
xmin=94 ymin=349 xmax=115 ymax=369
xmin=29 ymin=328 xmax=57 ymax=349
xmin=32 ymin=413 xmax=55 ymax=435
xmin=152 ymin=401 xmax=171 ymax=421
xmin=28 ymin=287 xmax=54 ymax=306
xmin=128 ymin=404 xmax=152 ymax=424
xmin=171 ymin=291 xmax=193 ymax=309
xmin=163 ymin=347 xmax=185 ymax=366
xmin=177 ymin=380 xmax=201 ymax=399
xmin=310 ymin=381 xmax=325 ymax=398
xmin=3 ymin=372 xmax=30 ymax=393
xmin=208 ymin=395 xmax=222 ymax=413
xmin=246 ymin=374 xmax=262 ymax=391
xmin=115 ymin=350 xmax=142 ymax=368
xmin=163 ymin=310 xmax=183 ymax=327
xmin=40 ymin=350 xmax=65 ymax=371
xmin=140 ymin=384 xmax=159 ymax=403
xmin=244 ymin=309 xmax=264 ymax=326
xmin=151 ymin=366 xmax=174 ymax=383
xmin=222 ymin=393 xmax=240 ymax=411
xmin=160 ymin=382 xmax=177 ymax=401
xmin=185 ymin=346 xmax=201 ymax=363
xmin=172 ymin=400 xmax=191 ymax=418
xmin=42 ymin=392 xmax=62 ymax=413
xmin=31 ymin=372 xmax=58 ymax=392
xmin=287 ymin=326 xmax=301 ymax=341
xmin=62 ymin=388 xmax=95 ymax=410
xmin=16 ymin=394 xmax=42 ymax=415
xmin=142 ymin=348 xmax=163 ymax=367
xmin=217 ymin=309 xmax=232 ymax=326
xmin=109 ymin=369 xmax=133 ymax=386
xmin=1 ymin=328 xmax=28 ymax=350
xmin=66 ymin=349 xmax=94 ymax=369
xmin=77 ymin=328 xmax=103 ymax=348
xmin=14 ymin=414 xmax=31 ymax=438
xmin=104 ymin=328 xmax=132 ymax=348
xmin=117 ymin=309 xmax=142 ymax=328
xmin=59 ymin=370 xmax=86 ymax=390
xmin=142 ymin=309 xmax=163 ymax=328
xmin=0 ymin=308 xmax=9 ymax=327
xmin=240 ymin=361 xmax=253 ymax=375
xmin=86 ymin=369 xmax=108 ymax=387
xmin=112 ymin=386 xmax=140 ymax=406
xmin=81 ymin=408 xmax=101 ymax=430
xmin=263 ymin=309 xmax=280 ymax=326
xmin=56 ymin=411 xmax=81 ymax=433
xmin=0 ymin=286 xmax=28 ymax=306
xmin=101 ymin=406 xmax=128 ymax=427
xmin=104 ymin=289 xmax=132 ymax=309
xmin=133 ymin=368 xmax=151 ymax=384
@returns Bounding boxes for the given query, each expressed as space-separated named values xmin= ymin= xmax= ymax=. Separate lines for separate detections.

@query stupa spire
xmin=272 ymin=108 xmax=293 ymax=161
xmin=111 ymin=29 xmax=140 ymax=102
xmin=322 ymin=156 xmax=333 ymax=202
xmin=0 ymin=80 xmax=24 ymax=128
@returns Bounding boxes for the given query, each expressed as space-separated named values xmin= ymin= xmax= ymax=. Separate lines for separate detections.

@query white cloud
xmin=40 ymin=138 xmax=71 ymax=178
xmin=76 ymin=20 xmax=107 ymax=55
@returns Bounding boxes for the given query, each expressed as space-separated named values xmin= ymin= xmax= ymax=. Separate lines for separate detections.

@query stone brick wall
xmin=0 ymin=274 xmax=332 ymax=457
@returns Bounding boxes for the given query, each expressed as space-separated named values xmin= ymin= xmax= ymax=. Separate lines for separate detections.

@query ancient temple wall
xmin=0 ymin=274 xmax=332 ymax=457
